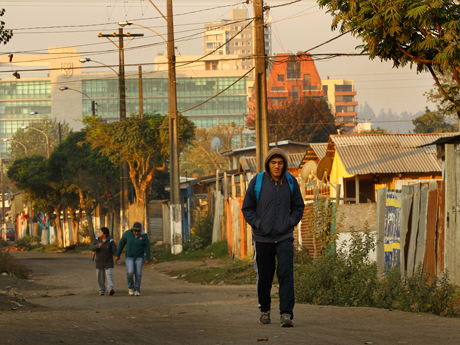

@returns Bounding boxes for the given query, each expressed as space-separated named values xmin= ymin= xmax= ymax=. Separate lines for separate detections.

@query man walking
xmin=242 ymin=148 xmax=304 ymax=327
xmin=115 ymin=222 xmax=151 ymax=296
xmin=91 ymin=227 xmax=117 ymax=296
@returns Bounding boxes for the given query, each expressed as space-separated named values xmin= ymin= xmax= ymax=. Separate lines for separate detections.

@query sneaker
xmin=134 ymin=291 xmax=140 ymax=296
xmin=129 ymin=289 xmax=134 ymax=296
xmin=280 ymin=314 xmax=293 ymax=327
xmin=259 ymin=311 xmax=271 ymax=325
xmin=99 ymin=292 xmax=104 ymax=296
xmin=109 ymin=290 xmax=115 ymax=296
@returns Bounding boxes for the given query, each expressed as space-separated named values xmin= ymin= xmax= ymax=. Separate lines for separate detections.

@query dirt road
xmin=1 ymin=251 xmax=459 ymax=344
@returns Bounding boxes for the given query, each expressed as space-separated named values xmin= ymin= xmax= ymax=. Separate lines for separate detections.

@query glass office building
xmin=0 ymin=81 xmax=52 ymax=156
xmin=82 ymin=76 xmax=248 ymax=128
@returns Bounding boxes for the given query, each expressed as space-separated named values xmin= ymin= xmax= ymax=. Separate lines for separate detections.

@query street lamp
xmin=60 ymin=86 xmax=97 ymax=115
xmin=80 ymin=57 xmax=119 ymax=76
xmin=21 ymin=126 xmax=50 ymax=159
xmin=118 ymin=21 xmax=167 ymax=43
xmin=3 ymin=139 xmax=28 ymax=157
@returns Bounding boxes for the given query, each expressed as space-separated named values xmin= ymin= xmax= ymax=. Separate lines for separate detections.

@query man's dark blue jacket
xmin=242 ymin=148 xmax=305 ymax=243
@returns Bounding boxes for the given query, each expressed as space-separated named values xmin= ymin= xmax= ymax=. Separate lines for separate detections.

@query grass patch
xmin=172 ymin=257 xmax=256 ymax=285
xmin=152 ymin=241 xmax=229 ymax=262
xmin=0 ymin=250 xmax=31 ymax=279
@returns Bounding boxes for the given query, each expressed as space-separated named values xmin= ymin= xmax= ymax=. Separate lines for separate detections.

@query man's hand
xmin=115 ymin=256 xmax=119 ymax=261
xmin=144 ymin=260 xmax=150 ymax=265
xmin=98 ymin=243 xmax=102 ymax=248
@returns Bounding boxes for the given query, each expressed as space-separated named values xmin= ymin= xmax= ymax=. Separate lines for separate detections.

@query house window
xmin=287 ymin=62 xmax=300 ymax=80
xmin=277 ymin=74 xmax=285 ymax=82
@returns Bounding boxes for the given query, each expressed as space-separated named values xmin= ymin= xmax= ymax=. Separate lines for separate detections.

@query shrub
xmin=0 ymin=250 xmax=31 ymax=279
xmin=15 ymin=235 xmax=41 ymax=251
xmin=294 ymin=226 xmax=458 ymax=316
xmin=184 ymin=215 xmax=213 ymax=251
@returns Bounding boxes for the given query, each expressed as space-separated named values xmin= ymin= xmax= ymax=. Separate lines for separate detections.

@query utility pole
xmin=99 ymin=28 xmax=144 ymax=236
xmin=253 ymin=0 xmax=269 ymax=173
xmin=1 ymin=158 xmax=4 ymax=239
xmin=91 ymin=100 xmax=96 ymax=116
xmin=167 ymin=0 xmax=182 ymax=254
xmin=139 ymin=66 xmax=144 ymax=119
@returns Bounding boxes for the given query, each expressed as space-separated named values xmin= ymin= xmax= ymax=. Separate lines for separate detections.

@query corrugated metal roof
xmin=240 ymin=153 xmax=303 ymax=172
xmin=330 ymin=134 xmax=453 ymax=175
xmin=310 ymin=143 xmax=327 ymax=160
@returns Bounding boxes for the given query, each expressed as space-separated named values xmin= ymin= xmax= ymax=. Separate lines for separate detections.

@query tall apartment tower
xmin=203 ymin=6 xmax=272 ymax=79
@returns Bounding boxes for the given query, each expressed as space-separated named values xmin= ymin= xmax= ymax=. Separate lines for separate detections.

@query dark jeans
xmin=253 ymin=238 xmax=295 ymax=318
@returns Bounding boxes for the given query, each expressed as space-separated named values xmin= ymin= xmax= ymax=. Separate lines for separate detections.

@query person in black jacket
xmin=91 ymin=227 xmax=117 ymax=296
xmin=242 ymin=147 xmax=305 ymax=327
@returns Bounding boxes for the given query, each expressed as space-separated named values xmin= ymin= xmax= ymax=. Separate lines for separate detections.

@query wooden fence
xmin=376 ymin=181 xmax=445 ymax=281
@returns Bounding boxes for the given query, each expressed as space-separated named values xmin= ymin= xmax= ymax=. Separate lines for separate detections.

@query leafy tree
xmin=424 ymin=73 xmax=459 ymax=119
xmin=8 ymin=118 xmax=71 ymax=160
xmin=246 ymin=98 xmax=337 ymax=143
xmin=50 ymin=131 xmax=119 ymax=242
xmin=318 ymin=0 xmax=460 ymax=121
xmin=0 ymin=9 xmax=13 ymax=45
xmin=84 ymin=113 xmax=195 ymax=226
xmin=7 ymin=156 xmax=76 ymax=247
xmin=180 ymin=123 xmax=243 ymax=177
xmin=412 ymin=107 xmax=458 ymax=133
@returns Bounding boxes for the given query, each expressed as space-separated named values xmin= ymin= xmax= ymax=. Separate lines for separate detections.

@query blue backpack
xmin=254 ymin=172 xmax=294 ymax=203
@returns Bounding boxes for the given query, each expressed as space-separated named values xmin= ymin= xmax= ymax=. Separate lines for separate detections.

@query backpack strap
xmin=285 ymin=172 xmax=294 ymax=196
xmin=254 ymin=172 xmax=265 ymax=203
xmin=255 ymin=172 xmax=294 ymax=204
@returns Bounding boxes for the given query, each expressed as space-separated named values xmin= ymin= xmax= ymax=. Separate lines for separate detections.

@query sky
xmin=1 ymin=0 xmax=436 ymax=121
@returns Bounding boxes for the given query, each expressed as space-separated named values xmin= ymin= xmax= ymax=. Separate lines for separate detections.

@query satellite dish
xmin=317 ymin=156 xmax=332 ymax=182
xmin=210 ymin=136 xmax=221 ymax=152
xmin=301 ymin=160 xmax=317 ymax=182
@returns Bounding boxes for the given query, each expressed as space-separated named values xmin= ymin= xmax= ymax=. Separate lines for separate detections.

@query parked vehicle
xmin=0 ymin=228 xmax=15 ymax=242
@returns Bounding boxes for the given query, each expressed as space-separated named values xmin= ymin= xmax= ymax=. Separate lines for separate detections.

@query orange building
xmin=248 ymin=53 xmax=327 ymax=118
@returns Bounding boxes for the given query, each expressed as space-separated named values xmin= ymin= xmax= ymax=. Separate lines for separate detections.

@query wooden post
xmin=444 ymin=144 xmax=456 ymax=283
xmin=231 ymin=174 xmax=236 ymax=199
xmin=355 ymin=175 xmax=360 ymax=204
xmin=376 ymin=187 xmax=387 ymax=277
xmin=223 ymin=172 xmax=228 ymax=243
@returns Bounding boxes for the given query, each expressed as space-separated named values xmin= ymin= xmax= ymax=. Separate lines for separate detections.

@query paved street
xmin=0 ymin=251 xmax=459 ymax=344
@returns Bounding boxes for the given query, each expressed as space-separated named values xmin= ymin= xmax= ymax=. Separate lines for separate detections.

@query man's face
xmin=269 ymin=157 xmax=284 ymax=180
xmin=133 ymin=229 xmax=141 ymax=236
xmin=98 ymin=230 xmax=104 ymax=238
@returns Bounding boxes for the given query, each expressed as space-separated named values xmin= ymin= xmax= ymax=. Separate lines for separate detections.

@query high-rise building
xmin=202 ymin=6 xmax=272 ymax=79
xmin=321 ymin=78 xmax=358 ymax=133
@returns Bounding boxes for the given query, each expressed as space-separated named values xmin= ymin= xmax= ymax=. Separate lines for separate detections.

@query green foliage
xmin=84 ymin=113 xmax=195 ymax=206
xmin=247 ymin=98 xmax=338 ymax=143
xmin=9 ymin=118 xmax=71 ymax=160
xmin=318 ymin=0 xmax=460 ymax=117
xmin=304 ymin=200 xmax=342 ymax=255
xmin=15 ymin=235 xmax=41 ymax=251
xmin=0 ymin=9 xmax=13 ymax=45
xmin=184 ymin=215 xmax=213 ymax=251
xmin=0 ymin=250 xmax=31 ymax=279
xmin=294 ymin=229 xmax=457 ymax=316
xmin=412 ymin=107 xmax=458 ymax=133
xmin=181 ymin=123 xmax=243 ymax=177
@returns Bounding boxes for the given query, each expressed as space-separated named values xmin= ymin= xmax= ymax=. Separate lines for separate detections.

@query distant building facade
xmin=0 ymin=47 xmax=250 ymax=157
xmin=321 ymin=78 xmax=358 ymax=132
xmin=202 ymin=6 xmax=272 ymax=78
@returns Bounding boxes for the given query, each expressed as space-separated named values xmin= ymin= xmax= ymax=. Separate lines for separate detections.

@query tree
xmin=246 ymin=98 xmax=337 ymax=143
xmin=424 ymin=73 xmax=458 ymax=119
xmin=318 ymin=0 xmax=460 ymax=122
xmin=412 ymin=107 xmax=458 ymax=133
xmin=0 ymin=9 xmax=13 ymax=45
xmin=7 ymin=155 xmax=76 ymax=247
xmin=180 ymin=123 xmax=243 ymax=177
xmin=84 ymin=113 xmax=195 ymax=227
xmin=50 ymin=131 xmax=119 ymax=243
xmin=8 ymin=118 xmax=71 ymax=160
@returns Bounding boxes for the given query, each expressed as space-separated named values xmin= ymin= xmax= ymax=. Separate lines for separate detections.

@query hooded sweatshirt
xmin=116 ymin=229 xmax=151 ymax=261
xmin=242 ymin=147 xmax=305 ymax=243
xmin=91 ymin=235 xmax=117 ymax=269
